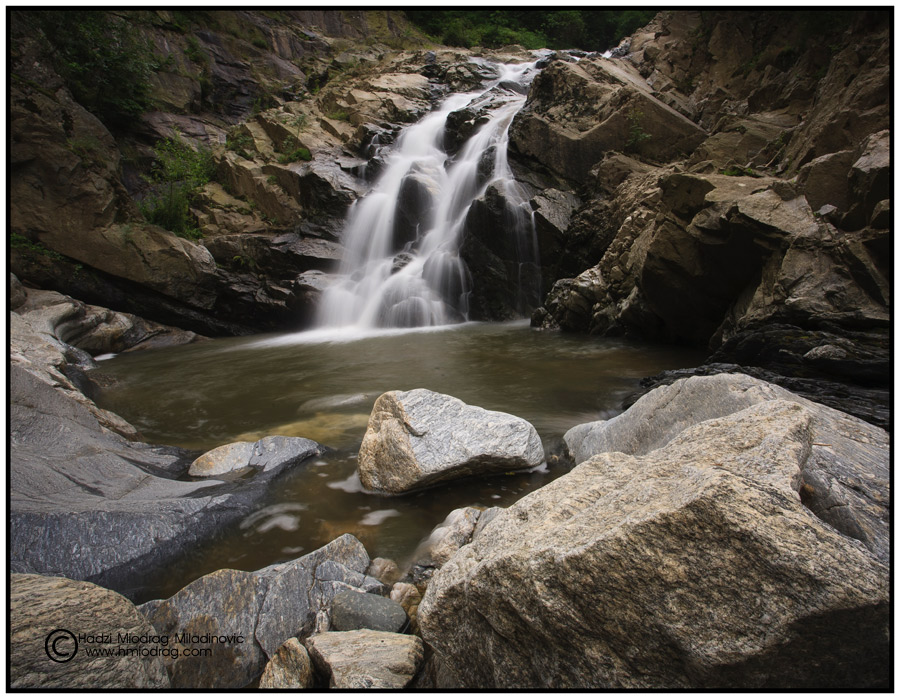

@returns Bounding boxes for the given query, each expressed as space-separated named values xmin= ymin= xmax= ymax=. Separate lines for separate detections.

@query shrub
xmin=278 ymin=147 xmax=312 ymax=164
xmin=139 ymin=136 xmax=215 ymax=238
xmin=625 ymin=109 xmax=651 ymax=153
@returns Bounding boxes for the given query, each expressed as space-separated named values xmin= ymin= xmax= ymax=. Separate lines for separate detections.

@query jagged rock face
xmin=418 ymin=376 xmax=890 ymax=688
xmin=536 ymin=169 xmax=889 ymax=349
xmin=10 ymin=574 xmax=170 ymax=689
xmin=510 ymin=56 xmax=707 ymax=182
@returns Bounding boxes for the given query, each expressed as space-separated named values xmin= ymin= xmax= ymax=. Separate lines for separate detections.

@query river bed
xmin=90 ymin=321 xmax=705 ymax=601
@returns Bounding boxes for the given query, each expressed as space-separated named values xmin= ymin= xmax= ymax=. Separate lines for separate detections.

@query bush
xmin=139 ymin=136 xmax=215 ymax=238
xmin=278 ymin=147 xmax=312 ymax=164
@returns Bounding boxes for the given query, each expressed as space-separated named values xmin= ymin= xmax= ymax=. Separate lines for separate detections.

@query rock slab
xmin=331 ymin=590 xmax=408 ymax=633
xmin=10 ymin=574 xmax=169 ymax=689
xmin=306 ymin=630 xmax=424 ymax=688
xmin=419 ymin=379 xmax=890 ymax=688
xmin=357 ymin=389 xmax=544 ymax=493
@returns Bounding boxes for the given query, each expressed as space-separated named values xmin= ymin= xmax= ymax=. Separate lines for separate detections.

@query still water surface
xmin=91 ymin=321 xmax=704 ymax=600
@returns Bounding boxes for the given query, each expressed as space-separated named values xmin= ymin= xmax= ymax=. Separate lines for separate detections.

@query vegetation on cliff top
xmin=404 ymin=10 xmax=656 ymax=51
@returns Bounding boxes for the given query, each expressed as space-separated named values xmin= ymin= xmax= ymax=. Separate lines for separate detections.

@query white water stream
xmin=317 ymin=58 xmax=544 ymax=329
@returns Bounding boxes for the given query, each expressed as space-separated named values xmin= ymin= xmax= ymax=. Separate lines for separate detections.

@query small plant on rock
xmin=625 ymin=109 xmax=651 ymax=154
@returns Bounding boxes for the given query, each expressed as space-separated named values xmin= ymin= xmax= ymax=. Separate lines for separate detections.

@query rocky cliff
xmin=518 ymin=10 xmax=890 ymax=426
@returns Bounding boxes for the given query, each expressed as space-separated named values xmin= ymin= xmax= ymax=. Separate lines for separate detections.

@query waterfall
xmin=317 ymin=58 xmax=543 ymax=330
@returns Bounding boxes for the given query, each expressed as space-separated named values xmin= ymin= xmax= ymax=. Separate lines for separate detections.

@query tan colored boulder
xmin=419 ymin=383 xmax=889 ymax=688
xmin=10 ymin=574 xmax=170 ymax=689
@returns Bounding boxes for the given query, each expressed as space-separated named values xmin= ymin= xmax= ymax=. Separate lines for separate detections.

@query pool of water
xmin=90 ymin=321 xmax=705 ymax=600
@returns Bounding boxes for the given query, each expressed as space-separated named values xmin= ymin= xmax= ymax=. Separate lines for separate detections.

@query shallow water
xmin=90 ymin=321 xmax=705 ymax=600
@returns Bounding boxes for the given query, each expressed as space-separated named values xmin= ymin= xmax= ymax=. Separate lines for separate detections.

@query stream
xmin=91 ymin=321 xmax=704 ymax=601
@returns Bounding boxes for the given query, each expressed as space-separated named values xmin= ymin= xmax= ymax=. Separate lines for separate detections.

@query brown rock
xmin=258 ymin=638 xmax=314 ymax=689
xmin=10 ymin=574 xmax=169 ymax=689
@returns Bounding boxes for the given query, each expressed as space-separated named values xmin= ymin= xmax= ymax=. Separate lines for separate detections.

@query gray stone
xmin=189 ymin=436 xmax=324 ymax=478
xmin=10 ymin=574 xmax=169 ymax=689
xmin=565 ymin=373 xmax=890 ymax=565
xmin=306 ymin=630 xmax=424 ymax=689
xmin=10 ymin=273 xmax=27 ymax=309
xmin=143 ymin=534 xmax=374 ymax=688
xmin=249 ymin=435 xmax=323 ymax=474
xmin=189 ymin=442 xmax=256 ymax=477
xmin=331 ymin=590 xmax=408 ymax=633
xmin=357 ymin=389 xmax=545 ymax=493
xmin=10 ymin=361 xmax=256 ymax=597
xmin=258 ymin=638 xmax=314 ymax=689
xmin=419 ymin=383 xmax=890 ymax=688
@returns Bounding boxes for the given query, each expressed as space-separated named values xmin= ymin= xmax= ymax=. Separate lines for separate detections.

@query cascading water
xmin=317 ymin=58 xmax=544 ymax=329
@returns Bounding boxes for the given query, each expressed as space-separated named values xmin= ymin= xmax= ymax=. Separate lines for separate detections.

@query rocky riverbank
xmin=9 ymin=8 xmax=891 ymax=689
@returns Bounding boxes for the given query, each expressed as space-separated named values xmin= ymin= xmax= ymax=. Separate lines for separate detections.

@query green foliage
xmin=11 ymin=232 xmax=65 ymax=260
xmin=404 ymin=10 xmax=656 ymax=51
xmin=226 ymin=128 xmax=256 ymax=159
xmin=625 ymin=110 xmax=651 ymax=153
xmin=20 ymin=10 xmax=157 ymax=129
xmin=251 ymin=36 xmax=268 ymax=49
xmin=325 ymin=109 xmax=351 ymax=122
xmin=721 ymin=166 xmax=760 ymax=177
xmin=184 ymin=35 xmax=209 ymax=67
xmin=139 ymin=136 xmax=215 ymax=239
xmin=278 ymin=147 xmax=312 ymax=164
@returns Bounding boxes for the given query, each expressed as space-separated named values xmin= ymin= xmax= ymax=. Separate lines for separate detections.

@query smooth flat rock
xmin=357 ymin=389 xmax=544 ymax=493
xmin=306 ymin=630 xmax=424 ymax=689
xmin=189 ymin=436 xmax=323 ymax=478
xmin=10 ymin=574 xmax=169 ymax=689
xmin=331 ymin=590 xmax=408 ymax=633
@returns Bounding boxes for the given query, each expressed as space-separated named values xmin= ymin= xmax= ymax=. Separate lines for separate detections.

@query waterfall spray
xmin=318 ymin=58 xmax=543 ymax=330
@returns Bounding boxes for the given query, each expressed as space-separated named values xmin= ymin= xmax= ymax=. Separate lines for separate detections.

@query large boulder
xmin=306 ymin=630 xmax=424 ymax=689
xmin=357 ymin=389 xmax=544 ymax=493
xmin=10 ymin=574 xmax=170 ymax=689
xmin=419 ymin=377 xmax=889 ymax=688
xmin=141 ymin=534 xmax=383 ymax=688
